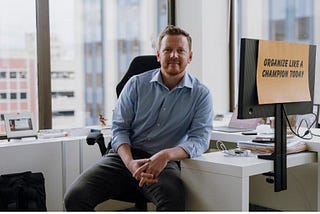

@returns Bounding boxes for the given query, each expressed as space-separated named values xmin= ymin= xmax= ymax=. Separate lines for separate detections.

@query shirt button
xmin=157 ymin=123 xmax=160 ymax=127
xmin=163 ymin=108 xmax=166 ymax=111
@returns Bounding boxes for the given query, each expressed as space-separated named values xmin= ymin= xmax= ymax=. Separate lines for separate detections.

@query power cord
xmin=283 ymin=106 xmax=316 ymax=140
xmin=215 ymin=140 xmax=252 ymax=157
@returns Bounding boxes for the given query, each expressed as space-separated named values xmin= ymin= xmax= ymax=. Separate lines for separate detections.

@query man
xmin=64 ymin=25 xmax=213 ymax=211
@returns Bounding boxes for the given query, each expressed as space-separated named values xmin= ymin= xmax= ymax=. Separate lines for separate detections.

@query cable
xmin=216 ymin=140 xmax=236 ymax=156
xmin=282 ymin=105 xmax=316 ymax=140
xmin=215 ymin=140 xmax=252 ymax=157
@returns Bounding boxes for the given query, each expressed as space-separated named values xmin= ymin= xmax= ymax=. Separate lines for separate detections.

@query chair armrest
xmin=86 ymin=132 xmax=108 ymax=156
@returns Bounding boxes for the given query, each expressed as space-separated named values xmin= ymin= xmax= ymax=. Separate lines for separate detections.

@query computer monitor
xmin=237 ymin=38 xmax=316 ymax=120
xmin=237 ymin=38 xmax=316 ymax=192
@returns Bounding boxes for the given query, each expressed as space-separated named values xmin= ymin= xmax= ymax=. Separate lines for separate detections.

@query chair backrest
xmin=86 ymin=55 xmax=160 ymax=157
xmin=116 ymin=55 xmax=160 ymax=97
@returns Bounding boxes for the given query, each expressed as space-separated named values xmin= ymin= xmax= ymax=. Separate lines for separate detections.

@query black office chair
xmin=86 ymin=55 xmax=160 ymax=211
xmin=116 ymin=55 xmax=160 ymax=97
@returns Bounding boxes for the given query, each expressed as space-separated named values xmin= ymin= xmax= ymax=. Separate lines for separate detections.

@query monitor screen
xmin=237 ymin=38 xmax=316 ymax=120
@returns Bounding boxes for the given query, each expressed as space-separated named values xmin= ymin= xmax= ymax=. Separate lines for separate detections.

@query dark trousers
xmin=64 ymin=148 xmax=185 ymax=211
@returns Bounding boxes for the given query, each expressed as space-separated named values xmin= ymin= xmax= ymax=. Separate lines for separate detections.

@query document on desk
xmin=238 ymin=139 xmax=307 ymax=154
xmin=38 ymin=129 xmax=68 ymax=139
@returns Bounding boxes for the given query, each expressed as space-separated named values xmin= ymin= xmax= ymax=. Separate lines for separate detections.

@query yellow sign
xmin=256 ymin=40 xmax=311 ymax=104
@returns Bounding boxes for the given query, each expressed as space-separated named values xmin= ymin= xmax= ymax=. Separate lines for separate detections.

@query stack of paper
xmin=38 ymin=129 xmax=68 ymax=139
xmin=238 ymin=139 xmax=307 ymax=154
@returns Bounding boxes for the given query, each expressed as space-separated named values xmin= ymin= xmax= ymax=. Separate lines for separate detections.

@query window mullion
xmin=36 ymin=0 xmax=52 ymax=129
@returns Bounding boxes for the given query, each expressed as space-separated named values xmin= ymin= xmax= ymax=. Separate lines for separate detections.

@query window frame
xmin=36 ymin=0 xmax=175 ymax=130
xmin=36 ymin=0 xmax=52 ymax=129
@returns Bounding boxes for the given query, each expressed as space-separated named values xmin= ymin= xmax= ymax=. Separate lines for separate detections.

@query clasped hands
xmin=128 ymin=151 xmax=168 ymax=187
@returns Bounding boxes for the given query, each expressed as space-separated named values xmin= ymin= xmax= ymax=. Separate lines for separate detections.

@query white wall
xmin=241 ymin=0 xmax=269 ymax=39
xmin=175 ymin=0 xmax=230 ymax=115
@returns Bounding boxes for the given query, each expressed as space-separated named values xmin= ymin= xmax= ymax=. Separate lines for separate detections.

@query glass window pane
xmin=0 ymin=0 xmax=38 ymax=135
xmin=241 ymin=0 xmax=314 ymax=43
xmin=50 ymin=0 xmax=167 ymax=129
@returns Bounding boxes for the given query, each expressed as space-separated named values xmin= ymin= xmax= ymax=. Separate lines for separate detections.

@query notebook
xmin=213 ymin=108 xmax=261 ymax=133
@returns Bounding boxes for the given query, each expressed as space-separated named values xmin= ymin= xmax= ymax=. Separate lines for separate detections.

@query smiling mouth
xmin=168 ymin=64 xmax=179 ymax=67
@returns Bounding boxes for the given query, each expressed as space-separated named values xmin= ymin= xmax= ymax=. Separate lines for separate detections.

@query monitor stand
xmin=258 ymin=104 xmax=287 ymax=192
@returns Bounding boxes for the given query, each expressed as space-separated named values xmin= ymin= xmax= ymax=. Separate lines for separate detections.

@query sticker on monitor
xmin=3 ymin=112 xmax=37 ymax=140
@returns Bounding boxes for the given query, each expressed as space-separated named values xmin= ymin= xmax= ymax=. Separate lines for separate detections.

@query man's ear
xmin=188 ymin=51 xmax=193 ymax=64
xmin=156 ymin=51 xmax=160 ymax=62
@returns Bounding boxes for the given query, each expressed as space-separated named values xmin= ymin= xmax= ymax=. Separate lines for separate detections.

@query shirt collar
xmin=150 ymin=69 xmax=193 ymax=89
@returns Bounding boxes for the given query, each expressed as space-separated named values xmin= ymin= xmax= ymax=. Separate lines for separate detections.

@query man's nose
xmin=170 ymin=50 xmax=178 ymax=58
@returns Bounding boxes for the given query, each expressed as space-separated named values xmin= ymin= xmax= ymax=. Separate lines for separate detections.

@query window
xmin=49 ymin=0 xmax=168 ymax=128
xmin=10 ymin=93 xmax=17 ymax=99
xmin=0 ymin=0 xmax=38 ymax=135
xmin=240 ymin=0 xmax=314 ymax=43
xmin=51 ymin=71 xmax=74 ymax=79
xmin=0 ymin=72 xmax=6 ymax=79
xmin=268 ymin=0 xmax=313 ymax=43
xmin=0 ymin=93 xmax=7 ymax=99
xmin=19 ymin=71 xmax=27 ymax=79
xmin=52 ymin=110 xmax=75 ymax=117
xmin=52 ymin=91 xmax=74 ymax=98
xmin=0 ymin=0 xmax=171 ymax=133
xmin=20 ymin=92 xmax=27 ymax=99
xmin=9 ymin=72 xmax=17 ymax=79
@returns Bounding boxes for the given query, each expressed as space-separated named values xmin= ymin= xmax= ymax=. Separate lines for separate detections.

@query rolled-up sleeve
xmin=178 ymin=89 xmax=213 ymax=158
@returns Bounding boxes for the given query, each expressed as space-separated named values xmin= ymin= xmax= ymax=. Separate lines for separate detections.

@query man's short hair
xmin=157 ymin=25 xmax=192 ymax=51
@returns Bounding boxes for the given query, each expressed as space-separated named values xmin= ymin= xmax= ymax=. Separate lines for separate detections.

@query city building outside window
xmin=49 ymin=0 xmax=168 ymax=129
xmin=0 ymin=0 xmax=38 ymax=134
xmin=0 ymin=0 xmax=168 ymax=136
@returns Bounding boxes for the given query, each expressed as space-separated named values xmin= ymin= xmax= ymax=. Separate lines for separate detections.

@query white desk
xmin=182 ymin=151 xmax=316 ymax=211
xmin=0 ymin=135 xmax=109 ymax=211
xmin=181 ymin=128 xmax=320 ymax=211
xmin=211 ymin=127 xmax=320 ymax=147
xmin=211 ymin=129 xmax=256 ymax=143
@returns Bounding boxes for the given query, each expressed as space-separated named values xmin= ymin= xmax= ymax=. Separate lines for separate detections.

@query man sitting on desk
xmin=64 ymin=25 xmax=213 ymax=211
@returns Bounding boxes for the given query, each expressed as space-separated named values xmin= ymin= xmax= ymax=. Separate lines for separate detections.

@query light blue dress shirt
xmin=111 ymin=68 xmax=213 ymax=158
